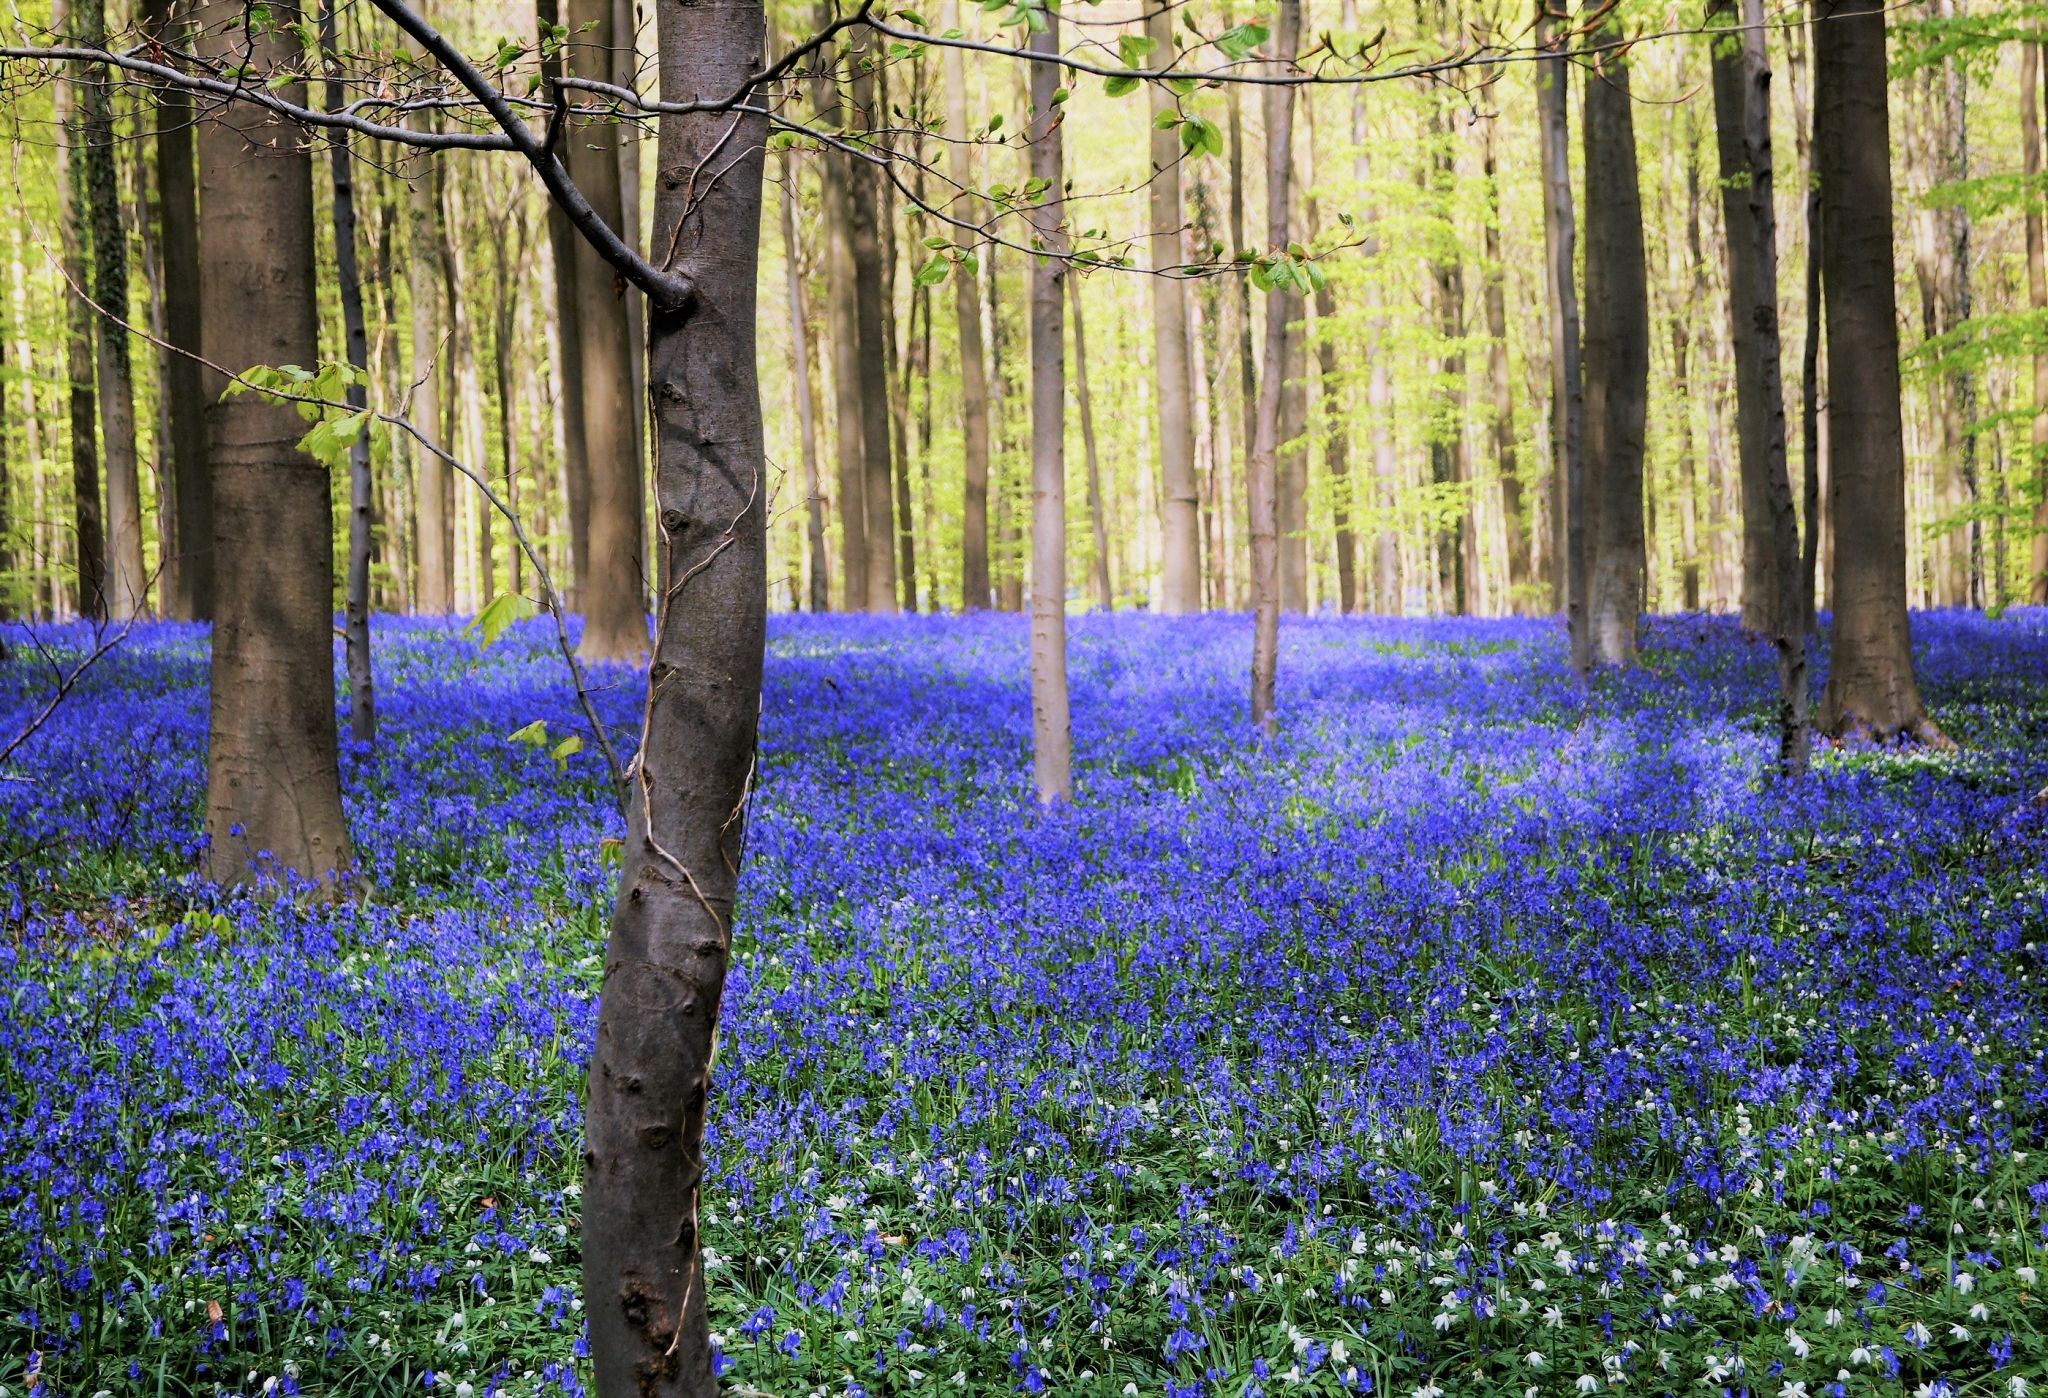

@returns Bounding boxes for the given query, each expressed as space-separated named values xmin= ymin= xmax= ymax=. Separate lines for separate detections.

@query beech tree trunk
xmin=1536 ymin=4 xmax=1585 ymax=662
xmin=1580 ymin=17 xmax=1648 ymax=666
xmin=323 ymin=0 xmax=375 ymax=748
xmin=1482 ymin=107 xmax=1530 ymax=611
xmin=195 ymin=0 xmax=351 ymax=883
xmin=1814 ymin=0 xmax=1940 ymax=741
xmin=943 ymin=0 xmax=991 ymax=609
xmin=1025 ymin=16 xmax=1071 ymax=802
xmin=53 ymin=0 xmax=104 ymax=620
xmin=406 ymin=126 xmax=450 ymax=613
xmin=578 ymin=0 xmax=768 ymax=1386
xmin=1250 ymin=0 xmax=1299 ymax=730
xmin=568 ymin=0 xmax=649 ymax=660
xmin=1068 ymin=273 xmax=1113 ymax=610
xmin=1148 ymin=0 xmax=1199 ymax=613
xmin=847 ymin=53 xmax=898 ymax=614
xmin=779 ymin=145 xmax=828 ymax=611
xmin=538 ymin=0 xmax=591 ymax=613
xmin=1312 ymin=273 xmax=1355 ymax=613
xmin=2028 ymin=41 xmax=2048 ymax=606
xmin=1711 ymin=0 xmax=1808 ymax=773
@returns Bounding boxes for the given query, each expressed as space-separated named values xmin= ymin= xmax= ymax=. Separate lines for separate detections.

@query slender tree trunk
xmin=1226 ymin=42 xmax=1257 ymax=578
xmin=1067 ymin=273 xmax=1113 ymax=609
xmin=845 ymin=49 xmax=898 ymax=614
xmin=989 ymin=241 xmax=1023 ymax=612
xmin=1481 ymin=108 xmax=1530 ymax=611
xmin=579 ymin=0 xmax=768 ymax=1386
xmin=1537 ymin=5 xmax=1585 ymax=662
xmin=568 ymin=0 xmax=649 ymax=659
xmin=492 ymin=201 xmax=526 ymax=599
xmin=1935 ymin=0 xmax=1979 ymax=606
xmin=1026 ymin=16 xmax=1071 ymax=802
xmin=405 ymin=128 xmax=450 ymax=612
xmin=1711 ymin=0 xmax=1808 ymax=771
xmin=1147 ymin=0 xmax=1199 ymax=612
xmin=322 ymin=0 xmax=375 ymax=748
xmin=195 ymin=0 xmax=350 ymax=882
xmin=537 ymin=0 xmax=591 ymax=612
xmin=1581 ymin=16 xmax=1649 ymax=665
xmin=779 ymin=146 xmax=828 ymax=611
xmin=54 ymin=0 xmax=104 ymax=620
xmin=1814 ymin=0 xmax=1941 ymax=741
xmin=1250 ymin=0 xmax=1300 ymax=731
xmin=1787 ymin=12 xmax=1824 ymax=629
xmin=2028 ymin=41 xmax=2048 ymax=605
xmin=943 ymin=0 xmax=991 ymax=609
xmin=1312 ymin=274 xmax=1355 ymax=613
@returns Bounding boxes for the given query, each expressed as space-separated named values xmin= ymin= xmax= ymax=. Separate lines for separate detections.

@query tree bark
xmin=1312 ymin=273 xmax=1355 ymax=613
xmin=2027 ymin=41 xmax=2048 ymax=605
xmin=1536 ymin=4 xmax=1585 ymax=663
xmin=538 ymin=0 xmax=591 ymax=613
xmin=1481 ymin=106 xmax=1531 ymax=611
xmin=1148 ymin=0 xmax=1199 ymax=612
xmin=569 ymin=0 xmax=650 ymax=659
xmin=195 ymin=0 xmax=351 ymax=882
xmin=779 ymin=144 xmax=828 ymax=611
xmin=943 ymin=0 xmax=991 ymax=609
xmin=579 ymin=0 xmax=768 ymax=1386
xmin=1710 ymin=0 xmax=1808 ymax=772
xmin=1581 ymin=17 xmax=1649 ymax=666
xmin=322 ymin=0 xmax=375 ymax=749
xmin=53 ymin=0 xmax=104 ymax=620
xmin=847 ymin=50 xmax=898 ymax=614
xmin=405 ymin=130 xmax=450 ymax=613
xmin=1068 ymin=273 xmax=1113 ymax=609
xmin=1250 ymin=0 xmax=1299 ymax=731
xmin=1026 ymin=16 xmax=1071 ymax=802
xmin=1814 ymin=0 xmax=1940 ymax=741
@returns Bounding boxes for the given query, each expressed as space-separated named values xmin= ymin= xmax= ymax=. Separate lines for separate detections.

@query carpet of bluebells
xmin=4 ymin=609 xmax=2048 ymax=1398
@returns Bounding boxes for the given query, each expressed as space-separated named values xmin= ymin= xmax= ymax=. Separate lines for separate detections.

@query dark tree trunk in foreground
xmin=1149 ymin=0 xmax=1199 ymax=613
xmin=54 ymin=0 xmax=104 ymax=619
xmin=579 ymin=0 xmax=768 ymax=1388
xmin=1710 ymin=0 xmax=1808 ymax=774
xmin=1026 ymin=15 xmax=1071 ymax=802
xmin=1814 ymin=0 xmax=1941 ymax=741
xmin=323 ymin=0 xmax=376 ymax=748
xmin=943 ymin=0 xmax=991 ymax=609
xmin=1249 ymin=0 xmax=1300 ymax=732
xmin=1536 ymin=3 xmax=1585 ymax=664
xmin=1581 ymin=18 xmax=1648 ymax=666
xmin=142 ymin=0 xmax=210 ymax=620
xmin=569 ymin=0 xmax=649 ymax=660
xmin=196 ymin=0 xmax=351 ymax=883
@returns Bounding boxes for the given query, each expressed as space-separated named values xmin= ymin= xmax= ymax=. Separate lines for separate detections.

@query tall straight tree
xmin=779 ymin=141 xmax=829 ymax=610
xmin=1147 ymin=0 xmax=1200 ymax=612
xmin=1481 ymin=100 xmax=1532 ymax=610
xmin=1580 ymin=17 xmax=1649 ymax=666
xmin=1813 ymin=0 xmax=1940 ymax=740
xmin=1025 ymin=12 xmax=1070 ymax=803
xmin=849 ymin=42 xmax=898 ymax=614
xmin=942 ymin=0 xmax=991 ymax=608
xmin=53 ymin=0 xmax=104 ymax=619
xmin=538 ymin=0 xmax=591 ymax=612
xmin=2029 ymin=40 xmax=2048 ymax=606
xmin=817 ymin=40 xmax=868 ymax=610
xmin=567 ymin=0 xmax=649 ymax=658
xmin=141 ymin=0 xmax=209 ymax=619
xmin=1536 ymin=0 xmax=1585 ymax=663
xmin=1710 ymin=0 xmax=1807 ymax=773
xmin=1068 ymin=274 xmax=1113 ymax=610
xmin=405 ymin=134 xmax=451 ymax=612
xmin=77 ymin=0 xmax=145 ymax=617
xmin=196 ymin=0 xmax=350 ymax=881
xmin=1249 ymin=0 xmax=1300 ymax=730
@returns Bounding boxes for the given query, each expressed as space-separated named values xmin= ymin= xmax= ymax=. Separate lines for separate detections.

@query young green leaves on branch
xmin=224 ymin=362 xmax=371 ymax=471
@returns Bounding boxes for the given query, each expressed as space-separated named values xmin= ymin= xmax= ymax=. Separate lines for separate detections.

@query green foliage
xmin=465 ymin=593 xmax=537 ymax=650
xmin=222 ymin=361 xmax=370 ymax=470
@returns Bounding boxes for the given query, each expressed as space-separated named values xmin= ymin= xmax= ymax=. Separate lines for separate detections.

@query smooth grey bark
xmin=848 ymin=50 xmax=898 ymax=614
xmin=779 ymin=144 xmax=828 ymax=610
xmin=1147 ymin=0 xmax=1199 ymax=612
xmin=2028 ymin=40 xmax=2048 ymax=605
xmin=405 ymin=121 xmax=450 ymax=613
xmin=1481 ymin=106 xmax=1531 ymax=611
xmin=538 ymin=0 xmax=591 ymax=612
xmin=579 ymin=0 xmax=768 ymax=1386
xmin=1026 ymin=15 xmax=1071 ymax=802
xmin=322 ymin=0 xmax=375 ymax=748
xmin=1813 ymin=0 xmax=1941 ymax=741
xmin=1311 ymin=272 xmax=1356 ymax=613
xmin=1068 ymin=272 xmax=1113 ymax=610
xmin=195 ymin=0 xmax=350 ymax=883
xmin=1536 ymin=3 xmax=1585 ymax=663
xmin=1580 ymin=17 xmax=1648 ymax=665
xmin=1250 ymin=0 xmax=1300 ymax=731
xmin=942 ymin=0 xmax=991 ymax=609
xmin=53 ymin=0 xmax=104 ymax=620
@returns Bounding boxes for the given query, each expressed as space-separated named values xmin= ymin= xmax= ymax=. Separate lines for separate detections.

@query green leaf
xmin=296 ymin=408 xmax=368 ymax=471
xmin=550 ymin=734 xmax=583 ymax=770
xmin=1117 ymin=32 xmax=1156 ymax=67
xmin=1104 ymin=73 xmax=1140 ymax=97
xmin=1215 ymin=21 xmax=1269 ymax=61
xmin=508 ymin=718 xmax=550 ymax=746
xmin=1165 ymin=76 xmax=1197 ymax=96
xmin=464 ymin=593 xmax=537 ymax=650
xmin=913 ymin=254 xmax=953 ymax=287
xmin=1152 ymin=108 xmax=1182 ymax=130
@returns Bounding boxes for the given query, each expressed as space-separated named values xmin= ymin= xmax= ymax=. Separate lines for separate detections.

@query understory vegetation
xmin=3 ymin=611 xmax=2047 ymax=1397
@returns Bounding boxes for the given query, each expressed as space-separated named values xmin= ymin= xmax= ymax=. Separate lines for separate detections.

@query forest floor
xmin=3 ymin=610 xmax=2047 ymax=1398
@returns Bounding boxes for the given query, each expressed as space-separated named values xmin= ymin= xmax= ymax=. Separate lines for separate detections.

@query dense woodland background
xmin=3 ymin=0 xmax=2044 ymax=627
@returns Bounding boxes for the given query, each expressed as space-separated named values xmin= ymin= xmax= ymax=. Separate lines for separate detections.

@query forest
xmin=2 ymin=0 xmax=2048 ymax=1394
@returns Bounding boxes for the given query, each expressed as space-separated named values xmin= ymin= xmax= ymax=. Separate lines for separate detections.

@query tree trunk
xmin=195 ymin=0 xmax=351 ymax=882
xmin=1226 ymin=45 xmax=1257 ymax=595
xmin=405 ymin=131 xmax=450 ymax=613
xmin=1536 ymin=4 xmax=1585 ymax=661
xmin=1581 ymin=17 xmax=1649 ymax=666
xmin=943 ymin=0 xmax=991 ymax=609
xmin=1250 ymin=0 xmax=1299 ymax=731
xmin=2028 ymin=41 xmax=2048 ymax=605
xmin=1312 ymin=274 xmax=1355 ymax=613
xmin=54 ymin=0 xmax=104 ymax=620
xmin=579 ymin=0 xmax=768 ymax=1386
xmin=846 ymin=56 xmax=898 ymax=614
xmin=538 ymin=0 xmax=590 ymax=613
xmin=780 ymin=145 xmax=828 ymax=611
xmin=988 ymin=240 xmax=1023 ymax=612
xmin=1710 ymin=0 xmax=1808 ymax=772
xmin=492 ymin=202 xmax=525 ymax=600
xmin=1068 ymin=273 xmax=1113 ymax=609
xmin=1026 ymin=17 xmax=1071 ymax=802
xmin=1934 ymin=0 xmax=1979 ymax=606
xmin=568 ymin=0 xmax=649 ymax=660
xmin=1148 ymin=0 xmax=1199 ymax=612
xmin=322 ymin=0 xmax=375 ymax=749
xmin=1481 ymin=108 xmax=1530 ymax=612
xmin=1814 ymin=0 xmax=1940 ymax=741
